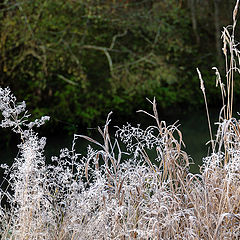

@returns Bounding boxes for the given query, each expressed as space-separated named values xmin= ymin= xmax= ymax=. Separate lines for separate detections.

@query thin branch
xmin=110 ymin=30 xmax=127 ymax=50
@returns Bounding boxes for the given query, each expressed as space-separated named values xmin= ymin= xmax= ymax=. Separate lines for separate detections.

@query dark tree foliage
xmin=0 ymin=0 xmax=238 ymax=132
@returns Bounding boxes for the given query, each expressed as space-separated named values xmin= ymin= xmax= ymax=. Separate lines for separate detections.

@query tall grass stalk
xmin=0 ymin=1 xmax=240 ymax=239
xmin=197 ymin=68 xmax=215 ymax=152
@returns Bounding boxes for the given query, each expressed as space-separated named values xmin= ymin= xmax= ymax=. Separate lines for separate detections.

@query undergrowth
xmin=1 ymin=1 xmax=240 ymax=239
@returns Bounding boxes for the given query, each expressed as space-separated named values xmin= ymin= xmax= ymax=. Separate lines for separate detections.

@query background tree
xmin=0 ymin=0 xmax=239 ymax=134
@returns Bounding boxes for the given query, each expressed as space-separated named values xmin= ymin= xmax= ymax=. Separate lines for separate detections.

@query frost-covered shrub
xmin=1 ymin=86 xmax=240 ymax=239
xmin=0 ymin=88 xmax=191 ymax=239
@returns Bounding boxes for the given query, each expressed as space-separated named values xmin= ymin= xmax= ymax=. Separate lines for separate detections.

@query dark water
xmin=0 ymin=108 xmax=219 ymax=175
xmin=176 ymin=109 xmax=218 ymax=173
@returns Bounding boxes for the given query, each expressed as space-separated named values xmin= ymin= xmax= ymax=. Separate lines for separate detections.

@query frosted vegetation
xmin=1 ymin=2 xmax=240 ymax=239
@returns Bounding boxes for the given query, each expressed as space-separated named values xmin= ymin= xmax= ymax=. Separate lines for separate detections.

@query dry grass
xmin=1 ymin=1 xmax=240 ymax=239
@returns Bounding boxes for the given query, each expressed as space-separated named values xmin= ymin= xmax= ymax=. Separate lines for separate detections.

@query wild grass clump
xmin=1 ymin=1 xmax=240 ymax=239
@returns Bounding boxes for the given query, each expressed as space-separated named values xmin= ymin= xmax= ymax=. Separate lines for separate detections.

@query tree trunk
xmin=188 ymin=0 xmax=200 ymax=45
xmin=214 ymin=0 xmax=223 ymax=69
